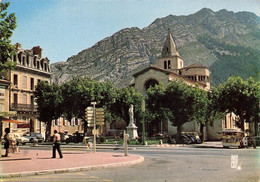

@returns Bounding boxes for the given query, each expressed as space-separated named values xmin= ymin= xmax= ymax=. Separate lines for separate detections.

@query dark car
xmin=23 ymin=132 xmax=44 ymax=143
xmin=50 ymin=132 xmax=68 ymax=142
xmin=65 ymin=132 xmax=85 ymax=144
xmin=181 ymin=134 xmax=192 ymax=144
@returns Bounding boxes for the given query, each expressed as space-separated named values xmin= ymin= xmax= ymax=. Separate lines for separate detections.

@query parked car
xmin=65 ymin=132 xmax=85 ymax=144
xmin=23 ymin=132 xmax=44 ymax=143
xmin=181 ymin=134 xmax=192 ymax=144
xmin=184 ymin=134 xmax=196 ymax=144
xmin=13 ymin=133 xmax=30 ymax=145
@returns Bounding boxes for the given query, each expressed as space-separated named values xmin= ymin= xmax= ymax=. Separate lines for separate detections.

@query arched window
xmin=164 ymin=61 xmax=167 ymax=69
xmin=145 ymin=79 xmax=159 ymax=91
xmin=168 ymin=60 xmax=171 ymax=69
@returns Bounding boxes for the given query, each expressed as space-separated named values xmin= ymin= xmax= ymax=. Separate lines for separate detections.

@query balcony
xmin=11 ymin=103 xmax=38 ymax=112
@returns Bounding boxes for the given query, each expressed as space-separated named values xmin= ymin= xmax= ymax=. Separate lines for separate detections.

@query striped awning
xmin=1 ymin=117 xmax=25 ymax=124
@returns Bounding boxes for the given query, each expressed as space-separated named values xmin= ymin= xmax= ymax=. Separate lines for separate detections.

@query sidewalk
xmin=0 ymin=150 xmax=144 ymax=178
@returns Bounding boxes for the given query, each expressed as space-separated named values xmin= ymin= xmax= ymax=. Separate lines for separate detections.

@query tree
xmin=60 ymin=77 xmax=117 ymax=132
xmin=146 ymin=81 xmax=198 ymax=142
xmin=164 ymin=81 xmax=198 ymax=142
xmin=109 ymin=86 xmax=143 ymax=127
xmin=193 ymin=86 xmax=223 ymax=142
xmin=0 ymin=2 xmax=16 ymax=72
xmin=213 ymin=76 xmax=260 ymax=131
xmin=145 ymin=83 xmax=169 ymax=136
xmin=34 ymin=81 xmax=63 ymax=141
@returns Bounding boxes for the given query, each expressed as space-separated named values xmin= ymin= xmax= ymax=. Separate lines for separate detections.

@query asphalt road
xmin=2 ymin=145 xmax=260 ymax=182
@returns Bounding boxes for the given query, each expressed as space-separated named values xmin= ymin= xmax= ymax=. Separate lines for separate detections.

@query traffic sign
xmin=87 ymin=122 xmax=104 ymax=127
xmin=96 ymin=118 xmax=104 ymax=122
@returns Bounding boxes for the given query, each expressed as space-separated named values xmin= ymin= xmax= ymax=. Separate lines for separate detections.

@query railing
xmin=11 ymin=103 xmax=38 ymax=112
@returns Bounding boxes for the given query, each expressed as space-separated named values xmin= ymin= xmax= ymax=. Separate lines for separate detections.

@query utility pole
xmin=142 ymin=100 xmax=146 ymax=145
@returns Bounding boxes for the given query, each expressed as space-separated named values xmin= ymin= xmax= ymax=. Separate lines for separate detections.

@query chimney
xmin=15 ymin=43 xmax=21 ymax=49
xmin=32 ymin=46 xmax=42 ymax=58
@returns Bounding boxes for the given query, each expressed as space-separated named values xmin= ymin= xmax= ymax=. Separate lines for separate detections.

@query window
xmin=71 ymin=117 xmax=75 ymax=126
xmin=31 ymin=96 xmax=34 ymax=106
xmin=30 ymin=78 xmax=34 ymax=90
xmin=22 ymin=57 xmax=25 ymax=65
xmin=37 ymin=61 xmax=40 ymax=69
xmin=26 ymin=56 xmax=29 ymax=66
xmin=13 ymin=93 xmax=18 ymax=105
xmin=13 ymin=55 xmax=17 ymax=62
xmin=168 ymin=60 xmax=171 ymax=69
xmin=23 ymin=94 xmax=27 ymax=104
xmin=0 ymin=104 xmax=4 ymax=111
xmin=14 ymin=74 xmax=18 ymax=86
xmin=164 ymin=61 xmax=167 ymax=69
xmin=23 ymin=76 xmax=27 ymax=89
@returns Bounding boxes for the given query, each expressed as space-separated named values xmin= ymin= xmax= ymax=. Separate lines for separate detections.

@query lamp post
xmin=142 ymin=100 xmax=146 ymax=145
xmin=91 ymin=102 xmax=97 ymax=153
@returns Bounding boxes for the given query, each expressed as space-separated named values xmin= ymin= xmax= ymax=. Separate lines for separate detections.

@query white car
xmin=13 ymin=133 xmax=30 ymax=145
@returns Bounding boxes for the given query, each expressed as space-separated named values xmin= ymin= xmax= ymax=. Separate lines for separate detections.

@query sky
xmin=4 ymin=0 xmax=260 ymax=64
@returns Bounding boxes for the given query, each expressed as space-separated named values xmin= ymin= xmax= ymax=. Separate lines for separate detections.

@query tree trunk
xmin=240 ymin=108 xmax=245 ymax=131
xmin=177 ymin=125 xmax=182 ymax=144
xmin=200 ymin=123 xmax=205 ymax=143
xmin=45 ymin=121 xmax=52 ymax=142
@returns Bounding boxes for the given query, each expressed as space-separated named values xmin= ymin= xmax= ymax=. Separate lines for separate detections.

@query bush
xmin=138 ymin=137 xmax=142 ymax=144
xmin=100 ymin=136 xmax=105 ymax=143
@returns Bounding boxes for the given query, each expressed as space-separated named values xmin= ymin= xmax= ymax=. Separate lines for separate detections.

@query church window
xmin=168 ymin=60 xmax=171 ymax=69
xmin=164 ymin=61 xmax=167 ymax=69
xmin=13 ymin=55 xmax=17 ymax=62
xmin=145 ymin=79 xmax=159 ymax=90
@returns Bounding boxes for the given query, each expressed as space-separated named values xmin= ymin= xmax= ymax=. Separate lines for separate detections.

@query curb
xmin=0 ymin=155 xmax=144 ymax=178
xmin=155 ymin=144 xmax=186 ymax=148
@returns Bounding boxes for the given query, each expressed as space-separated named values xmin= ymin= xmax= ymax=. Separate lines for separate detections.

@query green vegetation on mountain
xmin=198 ymin=35 xmax=260 ymax=86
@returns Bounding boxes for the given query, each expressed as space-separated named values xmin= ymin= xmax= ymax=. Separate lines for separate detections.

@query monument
xmin=126 ymin=104 xmax=138 ymax=139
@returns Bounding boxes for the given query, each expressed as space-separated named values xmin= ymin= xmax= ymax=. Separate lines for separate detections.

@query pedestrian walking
xmin=52 ymin=130 xmax=63 ymax=158
xmin=2 ymin=128 xmax=10 ymax=157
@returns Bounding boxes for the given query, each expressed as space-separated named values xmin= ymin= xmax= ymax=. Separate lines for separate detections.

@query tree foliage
xmin=109 ymin=86 xmax=143 ymax=126
xmin=212 ymin=76 xmax=260 ymax=131
xmin=34 ymin=81 xmax=63 ymax=140
xmin=0 ymin=2 xmax=16 ymax=72
xmin=146 ymin=81 xmax=201 ymax=141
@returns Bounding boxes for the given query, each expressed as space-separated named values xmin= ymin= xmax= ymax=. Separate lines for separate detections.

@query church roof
xmin=133 ymin=65 xmax=172 ymax=78
xmin=161 ymin=30 xmax=180 ymax=58
xmin=132 ymin=65 xmax=206 ymax=87
xmin=181 ymin=63 xmax=209 ymax=69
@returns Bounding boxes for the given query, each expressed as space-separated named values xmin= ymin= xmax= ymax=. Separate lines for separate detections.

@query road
xmin=2 ymin=144 xmax=260 ymax=182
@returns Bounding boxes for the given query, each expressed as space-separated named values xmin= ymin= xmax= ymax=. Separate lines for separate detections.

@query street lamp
xmin=142 ymin=100 xmax=146 ymax=145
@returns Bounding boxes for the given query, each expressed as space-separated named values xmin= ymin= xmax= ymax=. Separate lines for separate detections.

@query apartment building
xmin=2 ymin=43 xmax=51 ymax=136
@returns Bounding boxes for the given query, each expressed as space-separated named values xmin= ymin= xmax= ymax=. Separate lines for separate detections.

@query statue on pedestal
xmin=126 ymin=104 xmax=138 ymax=139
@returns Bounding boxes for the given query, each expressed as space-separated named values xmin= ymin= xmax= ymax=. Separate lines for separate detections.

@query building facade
xmin=133 ymin=31 xmax=221 ymax=140
xmin=2 ymin=43 xmax=51 ymax=137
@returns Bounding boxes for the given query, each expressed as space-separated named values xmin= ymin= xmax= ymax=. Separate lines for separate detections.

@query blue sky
xmin=5 ymin=0 xmax=260 ymax=64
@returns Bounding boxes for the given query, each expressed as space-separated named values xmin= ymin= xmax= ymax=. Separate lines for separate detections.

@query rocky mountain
xmin=51 ymin=8 xmax=260 ymax=87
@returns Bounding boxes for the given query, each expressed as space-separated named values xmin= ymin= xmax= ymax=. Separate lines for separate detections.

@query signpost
xmin=85 ymin=103 xmax=105 ymax=153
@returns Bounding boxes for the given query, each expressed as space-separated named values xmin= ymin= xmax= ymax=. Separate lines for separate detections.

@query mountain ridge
xmin=51 ymin=8 xmax=260 ymax=87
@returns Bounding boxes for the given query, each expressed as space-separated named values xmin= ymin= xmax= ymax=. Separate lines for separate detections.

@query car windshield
xmin=35 ymin=133 xmax=42 ymax=137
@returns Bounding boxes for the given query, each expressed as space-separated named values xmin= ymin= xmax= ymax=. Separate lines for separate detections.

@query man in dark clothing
xmin=52 ymin=130 xmax=63 ymax=158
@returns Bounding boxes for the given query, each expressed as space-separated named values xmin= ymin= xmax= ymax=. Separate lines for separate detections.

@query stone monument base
xmin=126 ymin=124 xmax=138 ymax=140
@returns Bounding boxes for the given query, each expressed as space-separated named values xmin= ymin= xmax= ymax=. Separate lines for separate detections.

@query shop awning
xmin=1 ymin=117 xmax=25 ymax=124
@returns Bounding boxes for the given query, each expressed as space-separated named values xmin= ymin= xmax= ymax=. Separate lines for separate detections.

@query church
xmin=132 ymin=31 xmax=221 ymax=140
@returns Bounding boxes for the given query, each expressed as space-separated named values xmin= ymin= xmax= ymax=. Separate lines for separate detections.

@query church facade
xmin=133 ymin=31 xmax=221 ymax=140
